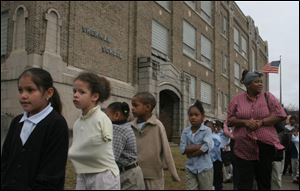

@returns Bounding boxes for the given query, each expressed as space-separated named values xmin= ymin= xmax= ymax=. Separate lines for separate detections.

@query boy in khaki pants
xmin=131 ymin=92 xmax=181 ymax=189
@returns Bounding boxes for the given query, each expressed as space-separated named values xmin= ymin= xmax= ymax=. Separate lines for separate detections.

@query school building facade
xmin=1 ymin=1 xmax=269 ymax=143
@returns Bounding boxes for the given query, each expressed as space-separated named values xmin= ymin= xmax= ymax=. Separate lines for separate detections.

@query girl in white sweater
xmin=68 ymin=72 xmax=120 ymax=190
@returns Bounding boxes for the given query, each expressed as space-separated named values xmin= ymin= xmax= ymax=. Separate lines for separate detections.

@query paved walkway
xmin=223 ymin=175 xmax=298 ymax=190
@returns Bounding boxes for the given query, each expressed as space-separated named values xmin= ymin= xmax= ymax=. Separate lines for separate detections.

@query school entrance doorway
xmin=159 ymin=90 xmax=180 ymax=143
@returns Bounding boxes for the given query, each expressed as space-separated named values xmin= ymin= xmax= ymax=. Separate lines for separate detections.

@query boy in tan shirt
xmin=130 ymin=92 xmax=180 ymax=189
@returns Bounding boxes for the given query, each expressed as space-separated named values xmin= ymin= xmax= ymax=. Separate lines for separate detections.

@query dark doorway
xmin=159 ymin=90 xmax=180 ymax=142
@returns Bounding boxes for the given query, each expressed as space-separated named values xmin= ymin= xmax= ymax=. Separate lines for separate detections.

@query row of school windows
xmin=1 ymin=11 xmax=9 ymax=56
xmin=0 ymin=1 xmax=212 ymax=57
xmin=153 ymin=1 xmax=216 ymax=70
xmin=152 ymin=13 xmax=257 ymax=78
xmin=156 ymin=1 xmax=213 ymax=25
xmin=0 ymin=2 xmax=252 ymax=114
xmin=152 ymin=16 xmax=253 ymax=113
xmin=152 ymin=19 xmax=220 ymax=69
xmin=153 ymin=1 xmax=231 ymax=114
xmin=187 ymin=74 xmax=229 ymax=114
xmin=2 ymin=2 xmax=257 ymax=74
xmin=1 ymin=7 xmax=61 ymax=56
xmin=1 ymin=14 xmax=256 ymax=77
xmin=152 ymin=21 xmax=256 ymax=69
xmin=156 ymin=1 xmax=251 ymax=58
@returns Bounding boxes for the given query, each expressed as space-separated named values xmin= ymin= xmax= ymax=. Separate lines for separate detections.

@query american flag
xmin=262 ymin=60 xmax=280 ymax=73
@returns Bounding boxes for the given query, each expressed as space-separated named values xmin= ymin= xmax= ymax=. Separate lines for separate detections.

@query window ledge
xmin=183 ymin=2 xmax=213 ymax=29
xmin=183 ymin=52 xmax=214 ymax=72
xmin=234 ymin=49 xmax=248 ymax=61
xmin=221 ymin=73 xmax=229 ymax=79
xmin=220 ymin=33 xmax=228 ymax=41
xmin=155 ymin=2 xmax=171 ymax=13
xmin=152 ymin=49 xmax=170 ymax=62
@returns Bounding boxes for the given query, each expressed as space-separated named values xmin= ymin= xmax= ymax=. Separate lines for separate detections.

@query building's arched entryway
xmin=159 ymin=90 xmax=180 ymax=143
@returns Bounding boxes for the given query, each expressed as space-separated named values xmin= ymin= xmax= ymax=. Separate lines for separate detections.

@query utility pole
xmin=279 ymin=55 xmax=282 ymax=105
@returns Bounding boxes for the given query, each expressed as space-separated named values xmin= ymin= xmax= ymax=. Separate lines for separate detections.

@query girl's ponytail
xmin=50 ymin=87 xmax=62 ymax=114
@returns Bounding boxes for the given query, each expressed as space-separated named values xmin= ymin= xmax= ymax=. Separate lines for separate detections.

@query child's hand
xmin=184 ymin=144 xmax=202 ymax=155
xmin=186 ymin=144 xmax=201 ymax=150
xmin=187 ymin=150 xmax=204 ymax=158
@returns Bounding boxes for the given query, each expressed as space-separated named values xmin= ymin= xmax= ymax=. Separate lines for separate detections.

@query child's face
xmin=131 ymin=97 xmax=150 ymax=119
xmin=290 ymin=118 xmax=296 ymax=125
xmin=216 ymin=126 xmax=222 ymax=132
xmin=188 ymin=106 xmax=204 ymax=127
xmin=18 ymin=75 xmax=51 ymax=116
xmin=73 ymin=79 xmax=99 ymax=114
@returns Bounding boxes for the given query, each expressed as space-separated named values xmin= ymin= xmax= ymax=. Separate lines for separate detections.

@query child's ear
xmin=146 ymin=104 xmax=152 ymax=112
xmin=92 ymin=92 xmax=100 ymax=102
xmin=115 ymin=111 xmax=121 ymax=120
xmin=46 ymin=87 xmax=54 ymax=100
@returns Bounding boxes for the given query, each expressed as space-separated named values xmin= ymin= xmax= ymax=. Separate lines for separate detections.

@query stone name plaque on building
xmin=82 ymin=26 xmax=122 ymax=60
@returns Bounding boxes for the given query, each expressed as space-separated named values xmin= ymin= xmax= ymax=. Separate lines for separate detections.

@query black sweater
xmin=1 ymin=110 xmax=69 ymax=190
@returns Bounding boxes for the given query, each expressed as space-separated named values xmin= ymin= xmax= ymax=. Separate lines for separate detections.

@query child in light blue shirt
xmin=179 ymin=100 xmax=214 ymax=190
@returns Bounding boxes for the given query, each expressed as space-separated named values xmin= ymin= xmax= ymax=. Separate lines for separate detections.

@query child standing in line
xmin=210 ymin=121 xmax=226 ymax=190
xmin=106 ymin=102 xmax=145 ymax=190
xmin=68 ymin=72 xmax=120 ymax=190
xmin=130 ymin=92 xmax=180 ymax=190
xmin=179 ymin=100 xmax=214 ymax=190
xmin=1 ymin=68 xmax=69 ymax=190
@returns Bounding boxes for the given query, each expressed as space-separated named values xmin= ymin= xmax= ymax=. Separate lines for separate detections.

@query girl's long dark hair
xmin=18 ymin=68 xmax=62 ymax=114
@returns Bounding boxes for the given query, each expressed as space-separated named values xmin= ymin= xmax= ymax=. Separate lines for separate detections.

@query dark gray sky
xmin=236 ymin=1 xmax=299 ymax=109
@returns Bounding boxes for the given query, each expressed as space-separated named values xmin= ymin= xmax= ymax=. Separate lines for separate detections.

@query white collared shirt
xmin=19 ymin=104 xmax=53 ymax=145
xmin=285 ymin=124 xmax=295 ymax=131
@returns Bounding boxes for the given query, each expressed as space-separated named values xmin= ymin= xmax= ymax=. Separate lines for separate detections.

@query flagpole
xmin=279 ymin=56 xmax=282 ymax=105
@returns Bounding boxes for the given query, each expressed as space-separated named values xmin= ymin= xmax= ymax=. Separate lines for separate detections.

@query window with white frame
xmin=222 ymin=16 xmax=228 ymax=36
xmin=200 ymin=1 xmax=212 ymax=24
xmin=45 ymin=10 xmax=60 ymax=54
xmin=219 ymin=91 xmax=222 ymax=110
xmin=251 ymin=48 xmax=256 ymax=71
xmin=201 ymin=35 xmax=212 ymax=68
xmin=155 ymin=1 xmax=170 ymax=11
xmin=1 ymin=11 xmax=9 ymax=56
xmin=200 ymin=81 xmax=212 ymax=111
xmin=234 ymin=27 xmax=239 ymax=51
xmin=234 ymin=62 xmax=240 ymax=85
xmin=152 ymin=20 xmax=169 ymax=56
xmin=222 ymin=93 xmax=228 ymax=112
xmin=190 ymin=75 xmax=196 ymax=104
xmin=219 ymin=91 xmax=224 ymax=112
xmin=234 ymin=27 xmax=248 ymax=58
xmin=222 ymin=52 xmax=228 ymax=75
xmin=183 ymin=20 xmax=196 ymax=58
xmin=241 ymin=36 xmax=247 ymax=57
